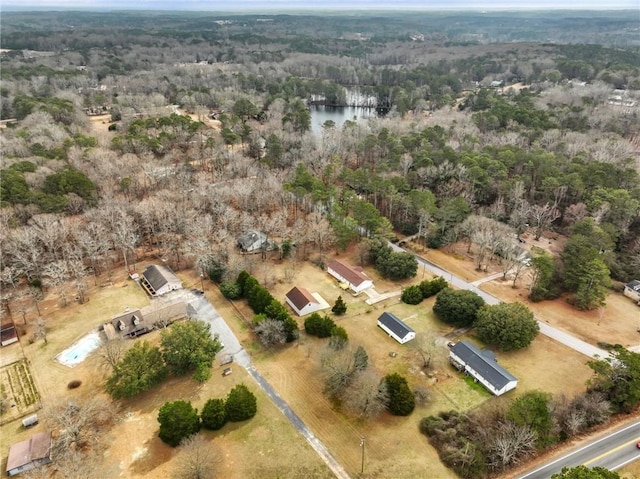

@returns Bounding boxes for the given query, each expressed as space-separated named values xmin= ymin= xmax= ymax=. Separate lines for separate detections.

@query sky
xmin=2 ymin=0 xmax=638 ymax=10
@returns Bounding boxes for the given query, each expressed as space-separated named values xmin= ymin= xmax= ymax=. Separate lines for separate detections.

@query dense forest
xmin=1 ymin=11 xmax=638 ymax=312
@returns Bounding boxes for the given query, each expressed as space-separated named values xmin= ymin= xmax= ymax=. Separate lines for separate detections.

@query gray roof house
xmin=6 ymin=432 xmax=52 ymax=476
xmin=103 ymin=300 xmax=188 ymax=340
xmin=449 ymin=341 xmax=517 ymax=396
xmin=237 ymin=230 xmax=268 ymax=253
xmin=140 ymin=265 xmax=182 ymax=296
xmin=377 ymin=312 xmax=416 ymax=344
xmin=623 ymin=280 xmax=640 ymax=303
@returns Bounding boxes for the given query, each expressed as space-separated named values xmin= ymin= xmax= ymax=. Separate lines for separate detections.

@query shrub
xmin=384 ymin=373 xmax=415 ymax=416
xmin=219 ymin=280 xmax=241 ymax=300
xmin=67 ymin=380 xmax=82 ymax=389
xmin=432 ymin=288 xmax=485 ymax=327
xmin=304 ymin=313 xmax=336 ymax=338
xmin=329 ymin=326 xmax=348 ymax=348
xmin=158 ymin=400 xmax=200 ymax=447
xmin=201 ymin=398 xmax=227 ymax=431
xmin=331 ymin=296 xmax=347 ymax=315
xmin=420 ymin=277 xmax=448 ymax=298
xmin=401 ymin=285 xmax=424 ymax=305
xmin=225 ymin=384 xmax=257 ymax=422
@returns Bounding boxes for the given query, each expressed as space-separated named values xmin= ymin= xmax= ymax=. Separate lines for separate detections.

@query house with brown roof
xmin=285 ymin=286 xmax=329 ymax=316
xmin=327 ymin=260 xmax=373 ymax=294
xmin=6 ymin=431 xmax=52 ymax=476
xmin=1 ymin=316 xmax=18 ymax=347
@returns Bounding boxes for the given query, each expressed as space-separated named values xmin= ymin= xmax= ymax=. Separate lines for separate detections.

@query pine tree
xmin=332 ymin=295 xmax=347 ymax=315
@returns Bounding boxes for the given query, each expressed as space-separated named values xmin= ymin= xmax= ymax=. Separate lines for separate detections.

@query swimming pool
xmin=55 ymin=332 xmax=103 ymax=367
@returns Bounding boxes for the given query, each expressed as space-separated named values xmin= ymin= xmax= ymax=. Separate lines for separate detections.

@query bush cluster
xmin=236 ymin=270 xmax=299 ymax=342
xmin=401 ymin=277 xmax=448 ymax=305
xmin=420 ymin=390 xmax=612 ymax=478
xmin=159 ymin=384 xmax=258 ymax=446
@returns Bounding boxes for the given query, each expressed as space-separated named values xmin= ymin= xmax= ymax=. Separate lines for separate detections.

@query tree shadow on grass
xmin=129 ymin=434 xmax=175 ymax=475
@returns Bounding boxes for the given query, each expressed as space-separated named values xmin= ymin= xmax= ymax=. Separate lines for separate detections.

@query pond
xmin=309 ymin=105 xmax=377 ymax=135
xmin=55 ymin=331 xmax=103 ymax=367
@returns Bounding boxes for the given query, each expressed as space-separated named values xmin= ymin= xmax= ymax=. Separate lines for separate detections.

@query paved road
xmin=517 ymin=420 xmax=640 ymax=478
xmin=389 ymin=243 xmax=610 ymax=359
xmin=177 ymin=289 xmax=351 ymax=479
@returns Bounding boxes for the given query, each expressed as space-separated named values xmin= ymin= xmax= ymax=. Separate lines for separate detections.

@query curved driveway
xmin=389 ymin=242 xmax=610 ymax=359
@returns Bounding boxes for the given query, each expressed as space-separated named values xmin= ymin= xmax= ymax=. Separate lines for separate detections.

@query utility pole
xmin=360 ymin=436 xmax=365 ymax=474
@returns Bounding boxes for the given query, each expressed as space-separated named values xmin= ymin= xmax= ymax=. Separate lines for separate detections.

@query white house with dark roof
xmin=623 ymin=280 xmax=640 ymax=303
xmin=285 ymin=286 xmax=328 ymax=316
xmin=6 ymin=431 xmax=52 ymax=476
xmin=449 ymin=341 xmax=517 ymax=396
xmin=140 ymin=264 xmax=182 ymax=296
xmin=327 ymin=260 xmax=373 ymax=294
xmin=377 ymin=312 xmax=416 ymax=344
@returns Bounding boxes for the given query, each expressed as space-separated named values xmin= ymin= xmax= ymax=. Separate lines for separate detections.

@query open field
xmin=1 ymin=245 xmax=636 ymax=478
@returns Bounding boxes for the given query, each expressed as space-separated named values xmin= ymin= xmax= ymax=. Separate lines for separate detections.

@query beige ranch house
xmin=327 ymin=260 xmax=373 ymax=294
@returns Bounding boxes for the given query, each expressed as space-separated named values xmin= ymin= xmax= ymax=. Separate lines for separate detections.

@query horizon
xmin=1 ymin=2 xmax=637 ymax=11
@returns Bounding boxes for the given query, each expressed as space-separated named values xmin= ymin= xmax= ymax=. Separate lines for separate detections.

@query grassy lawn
xmin=1 ymin=247 xmax=630 ymax=479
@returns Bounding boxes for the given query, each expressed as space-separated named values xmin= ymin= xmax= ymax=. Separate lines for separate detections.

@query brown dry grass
xmin=2 ymin=242 xmax=637 ymax=478
xmin=205 ymin=252 xmax=598 ymax=478
xmin=0 ymin=268 xmax=331 ymax=479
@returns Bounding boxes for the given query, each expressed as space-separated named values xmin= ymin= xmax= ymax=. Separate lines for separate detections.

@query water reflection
xmin=310 ymin=105 xmax=377 ymax=135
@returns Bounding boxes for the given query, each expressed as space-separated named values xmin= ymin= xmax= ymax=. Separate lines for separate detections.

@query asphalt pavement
xmin=518 ymin=420 xmax=640 ymax=478
xmin=389 ymin=242 xmax=611 ymax=360
xmin=172 ymin=289 xmax=351 ymax=479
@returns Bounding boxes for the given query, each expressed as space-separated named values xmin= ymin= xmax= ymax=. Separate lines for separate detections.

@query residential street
xmin=389 ymin=242 xmax=611 ymax=359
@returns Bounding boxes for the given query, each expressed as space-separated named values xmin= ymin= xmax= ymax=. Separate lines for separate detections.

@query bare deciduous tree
xmin=44 ymin=395 xmax=118 ymax=451
xmin=42 ymin=260 xmax=69 ymax=307
xmin=410 ymin=332 xmax=438 ymax=370
xmin=97 ymin=337 xmax=128 ymax=370
xmin=35 ymin=317 xmax=47 ymax=345
xmin=529 ymin=203 xmax=560 ymax=241
xmin=487 ymin=421 xmax=537 ymax=470
xmin=342 ymin=370 xmax=388 ymax=420
xmin=254 ymin=318 xmax=287 ymax=347
xmin=174 ymin=434 xmax=219 ymax=479
xmin=320 ymin=344 xmax=358 ymax=398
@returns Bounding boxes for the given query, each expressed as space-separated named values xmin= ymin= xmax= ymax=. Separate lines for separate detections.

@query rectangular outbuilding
xmin=285 ymin=286 xmax=328 ymax=316
xmin=449 ymin=341 xmax=517 ymax=396
xmin=327 ymin=260 xmax=373 ymax=294
xmin=140 ymin=264 xmax=183 ymax=296
xmin=377 ymin=312 xmax=416 ymax=344
xmin=6 ymin=432 xmax=52 ymax=476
